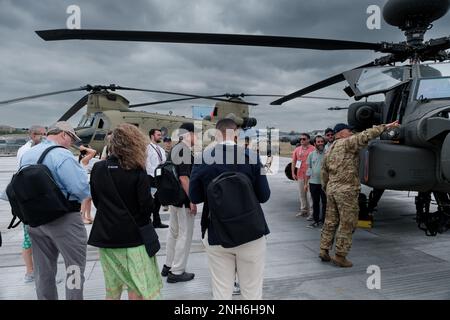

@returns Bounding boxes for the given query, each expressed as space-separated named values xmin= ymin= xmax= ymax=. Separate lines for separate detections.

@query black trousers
xmin=309 ymin=183 xmax=327 ymax=223
xmin=148 ymin=175 xmax=162 ymax=225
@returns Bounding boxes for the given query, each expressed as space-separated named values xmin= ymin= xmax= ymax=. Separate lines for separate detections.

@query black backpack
xmin=207 ymin=171 xmax=268 ymax=248
xmin=6 ymin=145 xmax=79 ymax=228
xmin=154 ymin=161 xmax=186 ymax=206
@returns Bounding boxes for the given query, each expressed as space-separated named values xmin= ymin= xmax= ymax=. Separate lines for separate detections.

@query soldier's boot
xmin=331 ymin=254 xmax=353 ymax=268
xmin=319 ymin=249 xmax=331 ymax=262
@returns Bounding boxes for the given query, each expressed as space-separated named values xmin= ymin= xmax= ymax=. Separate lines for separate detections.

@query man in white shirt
xmin=146 ymin=129 xmax=169 ymax=228
xmin=16 ymin=125 xmax=46 ymax=283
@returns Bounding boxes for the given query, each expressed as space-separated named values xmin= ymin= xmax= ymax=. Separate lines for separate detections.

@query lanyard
xmin=150 ymin=144 xmax=163 ymax=162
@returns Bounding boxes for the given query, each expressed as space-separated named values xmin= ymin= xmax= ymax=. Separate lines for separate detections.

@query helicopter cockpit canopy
xmin=415 ymin=63 xmax=450 ymax=100
xmin=344 ymin=66 xmax=408 ymax=99
xmin=416 ymin=77 xmax=450 ymax=100
xmin=77 ymin=114 xmax=96 ymax=128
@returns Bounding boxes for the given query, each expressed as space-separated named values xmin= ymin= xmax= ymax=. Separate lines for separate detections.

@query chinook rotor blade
xmin=36 ymin=29 xmax=386 ymax=51
xmin=130 ymin=95 xmax=259 ymax=107
xmin=0 ymin=86 xmax=88 ymax=106
xmin=115 ymin=86 xmax=257 ymax=105
xmin=58 ymin=94 xmax=89 ymax=121
xmin=130 ymin=97 xmax=202 ymax=108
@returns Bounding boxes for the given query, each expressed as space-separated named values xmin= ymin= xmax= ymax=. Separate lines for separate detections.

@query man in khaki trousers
xmin=189 ymin=119 xmax=271 ymax=299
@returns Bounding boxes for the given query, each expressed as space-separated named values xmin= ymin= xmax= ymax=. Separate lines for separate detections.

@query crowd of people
xmin=4 ymin=117 xmax=400 ymax=300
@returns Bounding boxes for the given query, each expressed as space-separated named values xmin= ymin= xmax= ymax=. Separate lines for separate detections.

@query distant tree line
xmin=0 ymin=128 xmax=28 ymax=135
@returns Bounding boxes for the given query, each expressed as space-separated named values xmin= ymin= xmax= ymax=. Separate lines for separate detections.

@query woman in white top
xmin=78 ymin=145 xmax=97 ymax=224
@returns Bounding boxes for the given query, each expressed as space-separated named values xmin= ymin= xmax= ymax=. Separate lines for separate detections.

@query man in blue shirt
xmin=21 ymin=121 xmax=90 ymax=300
xmin=305 ymin=135 xmax=327 ymax=228
xmin=189 ymin=118 xmax=270 ymax=300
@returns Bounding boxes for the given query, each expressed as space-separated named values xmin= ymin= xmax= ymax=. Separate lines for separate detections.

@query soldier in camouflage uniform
xmin=319 ymin=121 xmax=400 ymax=267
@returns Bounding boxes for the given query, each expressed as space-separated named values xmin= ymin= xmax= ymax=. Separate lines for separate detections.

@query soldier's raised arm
xmin=344 ymin=120 xmax=399 ymax=153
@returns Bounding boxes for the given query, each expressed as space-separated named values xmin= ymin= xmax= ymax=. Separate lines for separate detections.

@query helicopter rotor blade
xmin=57 ymin=94 xmax=89 ymax=121
xmin=35 ymin=29 xmax=387 ymax=52
xmin=270 ymin=74 xmax=346 ymax=105
xmin=270 ymin=61 xmax=378 ymax=105
xmin=0 ymin=86 xmax=88 ymax=106
xmin=238 ymin=93 xmax=348 ymax=101
xmin=130 ymin=97 xmax=211 ymax=108
xmin=115 ymin=86 xmax=257 ymax=105
xmin=130 ymin=95 xmax=261 ymax=108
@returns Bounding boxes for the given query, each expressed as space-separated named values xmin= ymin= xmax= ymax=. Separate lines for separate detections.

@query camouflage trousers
xmin=320 ymin=190 xmax=359 ymax=256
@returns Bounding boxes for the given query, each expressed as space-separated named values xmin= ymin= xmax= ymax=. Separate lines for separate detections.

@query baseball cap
xmin=47 ymin=121 xmax=81 ymax=143
xmin=333 ymin=123 xmax=353 ymax=134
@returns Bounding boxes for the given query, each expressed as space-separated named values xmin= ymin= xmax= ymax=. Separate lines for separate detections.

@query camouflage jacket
xmin=321 ymin=125 xmax=386 ymax=193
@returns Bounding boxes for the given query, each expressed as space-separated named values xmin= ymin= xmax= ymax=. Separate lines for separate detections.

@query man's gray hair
xmin=29 ymin=125 xmax=46 ymax=134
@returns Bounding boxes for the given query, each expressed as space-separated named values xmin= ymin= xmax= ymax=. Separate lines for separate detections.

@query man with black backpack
xmin=18 ymin=121 xmax=90 ymax=300
xmin=189 ymin=118 xmax=271 ymax=300
xmin=161 ymin=122 xmax=197 ymax=283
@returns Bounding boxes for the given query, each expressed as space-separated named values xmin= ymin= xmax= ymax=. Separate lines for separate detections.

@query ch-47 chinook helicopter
xmin=0 ymin=84 xmax=266 ymax=152
xmin=35 ymin=0 xmax=450 ymax=235
xmin=0 ymin=85 xmax=342 ymax=155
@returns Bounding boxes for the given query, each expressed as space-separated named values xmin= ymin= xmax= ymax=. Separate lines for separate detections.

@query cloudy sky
xmin=1 ymin=0 xmax=449 ymax=131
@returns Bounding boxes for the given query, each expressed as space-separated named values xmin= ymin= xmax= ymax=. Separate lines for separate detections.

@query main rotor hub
xmin=383 ymin=0 xmax=449 ymax=46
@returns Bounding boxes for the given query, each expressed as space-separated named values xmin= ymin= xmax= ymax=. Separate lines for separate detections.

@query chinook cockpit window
xmin=77 ymin=114 xmax=95 ymax=128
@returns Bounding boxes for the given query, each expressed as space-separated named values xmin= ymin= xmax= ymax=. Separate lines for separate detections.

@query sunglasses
xmin=300 ymin=138 xmax=308 ymax=141
xmin=64 ymin=131 xmax=78 ymax=143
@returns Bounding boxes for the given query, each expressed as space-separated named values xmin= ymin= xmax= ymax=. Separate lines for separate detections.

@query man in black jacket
xmin=162 ymin=122 xmax=198 ymax=283
xmin=189 ymin=119 xmax=271 ymax=300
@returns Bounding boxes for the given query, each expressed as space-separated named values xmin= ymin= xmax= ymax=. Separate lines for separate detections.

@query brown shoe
xmin=319 ymin=249 xmax=331 ymax=262
xmin=331 ymin=254 xmax=353 ymax=268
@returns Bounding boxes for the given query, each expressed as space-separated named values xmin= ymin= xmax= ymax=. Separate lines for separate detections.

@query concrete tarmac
xmin=1 ymin=156 xmax=450 ymax=300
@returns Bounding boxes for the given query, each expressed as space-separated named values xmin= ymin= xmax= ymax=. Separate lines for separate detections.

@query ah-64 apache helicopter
xmin=34 ymin=0 xmax=450 ymax=235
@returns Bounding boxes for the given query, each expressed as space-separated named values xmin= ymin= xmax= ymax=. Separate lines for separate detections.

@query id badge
xmin=295 ymin=160 xmax=302 ymax=169
xmin=155 ymin=168 xmax=162 ymax=176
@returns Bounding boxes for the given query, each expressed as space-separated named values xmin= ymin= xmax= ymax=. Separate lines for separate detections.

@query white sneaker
xmin=306 ymin=215 xmax=314 ymax=221
xmin=232 ymin=282 xmax=241 ymax=295
xmin=23 ymin=272 xmax=34 ymax=283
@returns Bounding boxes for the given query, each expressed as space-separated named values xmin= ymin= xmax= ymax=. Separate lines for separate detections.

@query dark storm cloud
xmin=1 ymin=0 xmax=450 ymax=131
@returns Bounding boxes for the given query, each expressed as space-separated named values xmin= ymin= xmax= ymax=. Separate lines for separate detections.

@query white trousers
xmin=165 ymin=205 xmax=195 ymax=275
xmin=298 ymin=179 xmax=312 ymax=214
xmin=202 ymin=233 xmax=266 ymax=300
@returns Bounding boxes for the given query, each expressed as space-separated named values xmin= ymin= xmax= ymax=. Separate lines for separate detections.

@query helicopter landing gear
xmin=416 ymin=192 xmax=450 ymax=236
xmin=368 ymin=189 xmax=385 ymax=214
